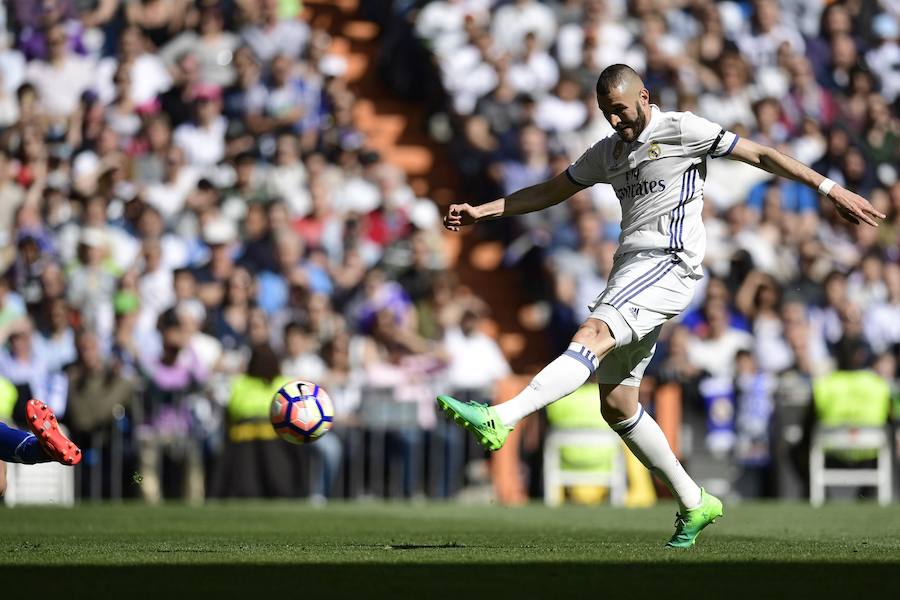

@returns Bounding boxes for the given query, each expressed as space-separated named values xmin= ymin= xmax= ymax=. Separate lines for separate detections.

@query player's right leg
xmin=26 ymin=400 xmax=82 ymax=465
xmin=437 ymin=318 xmax=617 ymax=451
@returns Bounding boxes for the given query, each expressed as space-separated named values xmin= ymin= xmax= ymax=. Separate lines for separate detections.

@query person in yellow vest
xmin=811 ymin=332 xmax=891 ymax=498
xmin=210 ymin=343 xmax=296 ymax=497
xmin=0 ymin=375 xmax=14 ymax=496
xmin=210 ymin=343 xmax=343 ymax=499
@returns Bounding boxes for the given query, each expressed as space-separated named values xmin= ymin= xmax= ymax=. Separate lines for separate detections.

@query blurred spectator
xmin=733 ymin=349 xmax=776 ymax=498
xmin=172 ymin=82 xmax=226 ymax=167
xmin=281 ymin=321 xmax=327 ymax=382
xmin=37 ymin=297 xmax=76 ymax=372
xmin=737 ymin=0 xmax=805 ymax=70
xmin=160 ymin=5 xmax=239 ymax=88
xmin=864 ymin=263 xmax=900 ymax=354
xmin=0 ymin=273 xmax=27 ymax=333
xmin=246 ymin=53 xmax=323 ymax=147
xmin=362 ymin=307 xmax=443 ymax=497
xmin=125 ymin=0 xmax=190 ymax=51
xmin=240 ymin=0 xmax=310 ymax=64
xmin=64 ymin=328 xmax=133 ymax=442
xmin=66 ymin=227 xmax=117 ymax=340
xmin=143 ymin=146 xmax=200 ymax=223
xmin=97 ymin=26 xmax=172 ymax=107
xmin=0 ymin=317 xmax=68 ymax=420
xmin=25 ymin=21 xmax=94 ymax=119
xmin=491 ymin=0 xmax=557 ymax=55
xmin=174 ymin=299 xmax=221 ymax=373
xmin=865 ymin=13 xmax=900 ymax=103
xmin=136 ymin=308 xmax=207 ymax=502
xmin=809 ymin=328 xmax=891 ymax=499
xmin=687 ymin=300 xmax=753 ymax=379
xmin=212 ymin=343 xmax=297 ymax=497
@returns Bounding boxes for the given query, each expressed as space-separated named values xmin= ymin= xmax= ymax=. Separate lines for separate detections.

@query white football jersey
xmin=566 ymin=105 xmax=739 ymax=275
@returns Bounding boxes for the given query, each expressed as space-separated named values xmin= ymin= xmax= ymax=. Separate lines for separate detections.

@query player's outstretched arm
xmin=443 ymin=171 xmax=585 ymax=231
xmin=726 ymin=138 xmax=885 ymax=227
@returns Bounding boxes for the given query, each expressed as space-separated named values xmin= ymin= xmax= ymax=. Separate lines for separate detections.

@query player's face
xmin=598 ymin=86 xmax=649 ymax=143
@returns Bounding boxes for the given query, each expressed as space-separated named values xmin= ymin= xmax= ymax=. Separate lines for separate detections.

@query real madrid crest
xmin=613 ymin=140 xmax=624 ymax=160
xmin=648 ymin=141 xmax=661 ymax=159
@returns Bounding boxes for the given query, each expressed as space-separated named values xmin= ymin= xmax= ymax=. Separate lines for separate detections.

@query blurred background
xmin=0 ymin=0 xmax=898 ymax=507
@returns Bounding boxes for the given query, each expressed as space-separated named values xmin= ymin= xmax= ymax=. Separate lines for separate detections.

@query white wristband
xmin=818 ymin=178 xmax=836 ymax=197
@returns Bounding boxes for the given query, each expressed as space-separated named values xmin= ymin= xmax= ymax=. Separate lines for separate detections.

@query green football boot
xmin=665 ymin=488 xmax=724 ymax=548
xmin=436 ymin=395 xmax=512 ymax=451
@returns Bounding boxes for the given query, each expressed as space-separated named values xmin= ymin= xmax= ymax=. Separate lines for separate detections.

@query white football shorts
xmin=589 ymin=249 xmax=701 ymax=387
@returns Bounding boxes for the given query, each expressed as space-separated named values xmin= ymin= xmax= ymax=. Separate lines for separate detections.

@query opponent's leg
xmin=437 ymin=319 xmax=616 ymax=450
xmin=25 ymin=400 xmax=82 ymax=465
xmin=602 ymin=384 xmax=722 ymax=547
xmin=0 ymin=420 xmax=53 ymax=464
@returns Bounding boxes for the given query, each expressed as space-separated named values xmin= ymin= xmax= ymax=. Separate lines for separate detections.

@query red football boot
xmin=26 ymin=399 xmax=82 ymax=465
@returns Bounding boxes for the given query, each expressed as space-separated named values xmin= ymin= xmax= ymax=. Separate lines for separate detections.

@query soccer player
xmin=437 ymin=64 xmax=883 ymax=547
xmin=0 ymin=400 xmax=82 ymax=497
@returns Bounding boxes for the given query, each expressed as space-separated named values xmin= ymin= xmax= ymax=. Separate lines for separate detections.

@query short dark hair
xmin=596 ymin=64 xmax=640 ymax=96
xmin=283 ymin=320 xmax=309 ymax=338
xmin=246 ymin=343 xmax=281 ymax=382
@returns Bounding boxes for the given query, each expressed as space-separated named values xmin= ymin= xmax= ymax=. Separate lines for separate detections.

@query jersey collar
xmin=636 ymin=104 xmax=661 ymax=144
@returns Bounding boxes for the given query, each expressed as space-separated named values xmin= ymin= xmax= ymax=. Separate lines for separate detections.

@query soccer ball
xmin=270 ymin=379 xmax=334 ymax=444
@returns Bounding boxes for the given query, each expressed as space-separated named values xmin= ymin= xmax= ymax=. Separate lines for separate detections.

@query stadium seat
xmin=542 ymin=429 xmax=627 ymax=507
xmin=809 ymin=426 xmax=892 ymax=506
xmin=542 ymin=385 xmax=627 ymax=507
xmin=3 ymin=461 xmax=75 ymax=507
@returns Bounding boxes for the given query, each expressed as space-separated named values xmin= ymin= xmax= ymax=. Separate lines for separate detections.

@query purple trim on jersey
xmin=611 ymin=258 xmax=679 ymax=309
xmin=712 ymin=134 xmax=739 ymax=159
xmin=669 ymin=165 xmax=697 ymax=251
xmin=607 ymin=258 xmax=672 ymax=307
xmin=669 ymin=170 xmax=686 ymax=250
xmin=706 ymin=129 xmax=727 ymax=156
xmin=679 ymin=167 xmax=697 ymax=249
xmin=564 ymin=166 xmax=586 ymax=187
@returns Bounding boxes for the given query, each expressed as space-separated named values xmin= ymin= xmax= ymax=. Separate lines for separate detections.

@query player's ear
xmin=640 ymin=88 xmax=650 ymax=105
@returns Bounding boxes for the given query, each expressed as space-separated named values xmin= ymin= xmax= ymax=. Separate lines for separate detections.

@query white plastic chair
xmin=809 ymin=425 xmax=892 ymax=506
xmin=3 ymin=461 xmax=75 ymax=507
xmin=542 ymin=428 xmax=627 ymax=507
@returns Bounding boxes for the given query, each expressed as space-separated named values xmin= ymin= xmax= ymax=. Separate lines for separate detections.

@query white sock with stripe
xmin=494 ymin=342 xmax=599 ymax=428
xmin=612 ymin=404 xmax=702 ymax=511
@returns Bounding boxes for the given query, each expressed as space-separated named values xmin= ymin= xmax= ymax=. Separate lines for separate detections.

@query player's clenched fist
xmin=443 ymin=203 xmax=479 ymax=231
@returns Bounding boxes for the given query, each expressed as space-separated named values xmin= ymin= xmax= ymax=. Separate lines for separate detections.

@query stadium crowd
xmin=0 ymin=0 xmax=512 ymax=501
xmin=0 ymin=0 xmax=898 ymax=503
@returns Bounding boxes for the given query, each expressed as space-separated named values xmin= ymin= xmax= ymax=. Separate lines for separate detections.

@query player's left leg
xmin=599 ymin=348 xmax=722 ymax=548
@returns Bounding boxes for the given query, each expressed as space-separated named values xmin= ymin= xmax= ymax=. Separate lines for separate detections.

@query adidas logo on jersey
xmin=630 ymin=306 xmax=640 ymax=318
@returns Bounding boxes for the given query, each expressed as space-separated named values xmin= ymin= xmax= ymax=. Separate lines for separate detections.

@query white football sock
xmin=613 ymin=404 xmax=702 ymax=511
xmin=494 ymin=342 xmax=599 ymax=428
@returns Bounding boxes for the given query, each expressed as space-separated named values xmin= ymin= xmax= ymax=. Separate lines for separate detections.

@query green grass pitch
xmin=1 ymin=501 xmax=898 ymax=598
